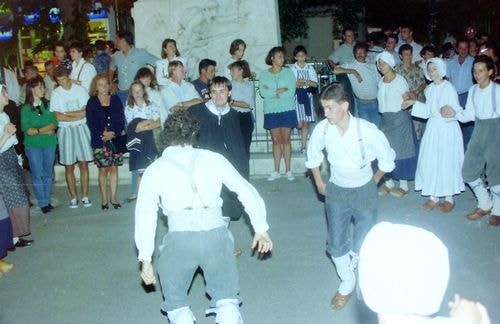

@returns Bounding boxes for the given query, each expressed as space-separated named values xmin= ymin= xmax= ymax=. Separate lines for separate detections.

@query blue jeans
xmin=355 ymin=99 xmax=380 ymax=128
xmin=325 ymin=181 xmax=377 ymax=257
xmin=458 ymin=92 xmax=474 ymax=150
xmin=25 ymin=146 xmax=56 ymax=207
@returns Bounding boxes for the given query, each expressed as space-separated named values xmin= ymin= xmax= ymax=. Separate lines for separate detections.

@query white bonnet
xmin=376 ymin=51 xmax=396 ymax=69
xmin=424 ymin=57 xmax=447 ymax=81
xmin=359 ymin=222 xmax=450 ymax=316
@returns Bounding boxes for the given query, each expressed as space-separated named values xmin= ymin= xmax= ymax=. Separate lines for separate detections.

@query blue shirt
xmin=110 ymin=47 xmax=158 ymax=91
xmin=191 ymin=79 xmax=210 ymax=100
xmin=93 ymin=52 xmax=111 ymax=74
xmin=447 ymin=55 xmax=474 ymax=94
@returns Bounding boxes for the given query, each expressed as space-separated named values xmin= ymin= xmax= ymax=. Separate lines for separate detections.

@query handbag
xmin=111 ymin=134 xmax=128 ymax=154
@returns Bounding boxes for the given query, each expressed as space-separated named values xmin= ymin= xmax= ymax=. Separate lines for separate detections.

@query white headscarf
xmin=359 ymin=222 xmax=450 ymax=316
xmin=376 ymin=51 xmax=397 ymax=70
xmin=424 ymin=57 xmax=447 ymax=81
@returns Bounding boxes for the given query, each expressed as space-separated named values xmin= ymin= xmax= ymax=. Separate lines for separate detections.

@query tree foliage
xmin=331 ymin=0 xmax=363 ymax=38
xmin=278 ymin=0 xmax=309 ymax=42
xmin=366 ymin=0 xmax=498 ymax=46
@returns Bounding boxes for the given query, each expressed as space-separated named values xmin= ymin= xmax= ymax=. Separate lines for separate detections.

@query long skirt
xmin=380 ymin=111 xmax=418 ymax=180
xmin=0 ymin=194 xmax=14 ymax=258
xmin=0 ymin=147 xmax=30 ymax=237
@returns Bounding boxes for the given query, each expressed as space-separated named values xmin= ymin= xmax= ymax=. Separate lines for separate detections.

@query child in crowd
xmin=229 ymin=60 xmax=255 ymax=157
xmin=155 ymin=39 xmax=186 ymax=88
xmin=125 ymin=81 xmax=161 ymax=193
xmin=402 ymin=58 xmax=464 ymax=212
xmin=290 ymin=45 xmax=318 ymax=154
xmin=134 ymin=68 xmax=166 ymax=147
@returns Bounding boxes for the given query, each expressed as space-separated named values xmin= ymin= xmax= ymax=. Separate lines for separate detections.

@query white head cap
xmin=376 ymin=51 xmax=396 ymax=69
xmin=359 ymin=222 xmax=449 ymax=316
xmin=424 ymin=57 xmax=447 ymax=81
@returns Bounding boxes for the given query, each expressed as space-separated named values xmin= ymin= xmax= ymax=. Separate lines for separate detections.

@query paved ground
xmin=0 ymin=175 xmax=498 ymax=324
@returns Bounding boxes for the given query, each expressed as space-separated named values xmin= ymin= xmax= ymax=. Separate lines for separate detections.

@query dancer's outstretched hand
xmin=252 ymin=232 xmax=273 ymax=254
xmin=140 ymin=260 xmax=157 ymax=286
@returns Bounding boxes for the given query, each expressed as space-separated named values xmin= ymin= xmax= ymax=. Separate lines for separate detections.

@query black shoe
xmin=15 ymin=238 xmax=34 ymax=247
xmin=41 ymin=206 xmax=51 ymax=214
xmin=48 ymin=204 xmax=55 ymax=210
xmin=101 ymin=203 xmax=109 ymax=210
xmin=111 ymin=202 xmax=122 ymax=209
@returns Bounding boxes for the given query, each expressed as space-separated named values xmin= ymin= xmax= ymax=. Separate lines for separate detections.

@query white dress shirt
xmin=306 ymin=116 xmax=395 ymax=188
xmin=71 ymin=59 xmax=97 ymax=93
xmin=134 ymin=145 xmax=269 ymax=261
xmin=377 ymin=75 xmax=409 ymax=113
xmin=456 ymin=82 xmax=500 ymax=122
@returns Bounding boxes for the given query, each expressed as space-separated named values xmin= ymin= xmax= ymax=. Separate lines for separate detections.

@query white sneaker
xmin=267 ymin=171 xmax=280 ymax=181
xmin=82 ymin=197 xmax=92 ymax=208
xmin=69 ymin=198 xmax=79 ymax=209
xmin=286 ymin=171 xmax=295 ymax=181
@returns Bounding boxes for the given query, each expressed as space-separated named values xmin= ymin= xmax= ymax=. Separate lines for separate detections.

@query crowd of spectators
xmin=0 ymin=24 xmax=497 ymax=324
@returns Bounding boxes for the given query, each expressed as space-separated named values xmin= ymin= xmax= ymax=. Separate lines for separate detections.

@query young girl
xmin=259 ymin=46 xmax=297 ymax=181
xmin=155 ymin=39 xmax=187 ymax=88
xmin=135 ymin=68 xmax=167 ymax=147
xmin=376 ymin=51 xmax=417 ymax=198
xmin=290 ymin=45 xmax=318 ymax=153
xmin=229 ymin=60 xmax=255 ymax=157
xmin=21 ymin=76 xmax=58 ymax=213
xmin=125 ymin=81 xmax=160 ymax=193
xmin=224 ymin=39 xmax=258 ymax=80
xmin=402 ymin=58 xmax=464 ymax=212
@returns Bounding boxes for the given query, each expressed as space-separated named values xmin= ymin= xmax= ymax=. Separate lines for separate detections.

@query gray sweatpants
xmin=157 ymin=226 xmax=240 ymax=312
xmin=462 ymin=118 xmax=500 ymax=186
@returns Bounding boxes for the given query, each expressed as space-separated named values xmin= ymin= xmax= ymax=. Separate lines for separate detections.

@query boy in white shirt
xmin=50 ymin=66 xmax=93 ymax=208
xmin=306 ymin=82 xmax=395 ymax=310
xmin=440 ymin=55 xmax=500 ymax=227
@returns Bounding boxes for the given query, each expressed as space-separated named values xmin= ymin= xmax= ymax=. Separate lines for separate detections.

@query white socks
xmin=385 ymin=179 xmax=395 ymax=189
xmin=167 ymin=306 xmax=196 ymax=324
xmin=385 ymin=179 xmax=408 ymax=191
xmin=468 ymin=179 xmax=493 ymax=211
xmin=399 ymin=180 xmax=409 ymax=191
xmin=332 ymin=252 xmax=357 ymax=295
xmin=491 ymin=185 xmax=500 ymax=215
xmin=215 ymin=299 xmax=243 ymax=324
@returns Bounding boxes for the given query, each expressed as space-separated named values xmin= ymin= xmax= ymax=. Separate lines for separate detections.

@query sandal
xmin=330 ymin=291 xmax=351 ymax=310
xmin=421 ymin=199 xmax=438 ymax=212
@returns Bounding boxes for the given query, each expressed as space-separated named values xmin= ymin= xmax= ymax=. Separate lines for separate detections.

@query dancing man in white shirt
xmin=134 ymin=111 xmax=273 ymax=323
xmin=306 ymin=82 xmax=395 ymax=310
xmin=441 ymin=55 xmax=500 ymax=227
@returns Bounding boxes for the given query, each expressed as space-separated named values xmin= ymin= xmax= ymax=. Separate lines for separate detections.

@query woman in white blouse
xmin=155 ymin=39 xmax=187 ymax=88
